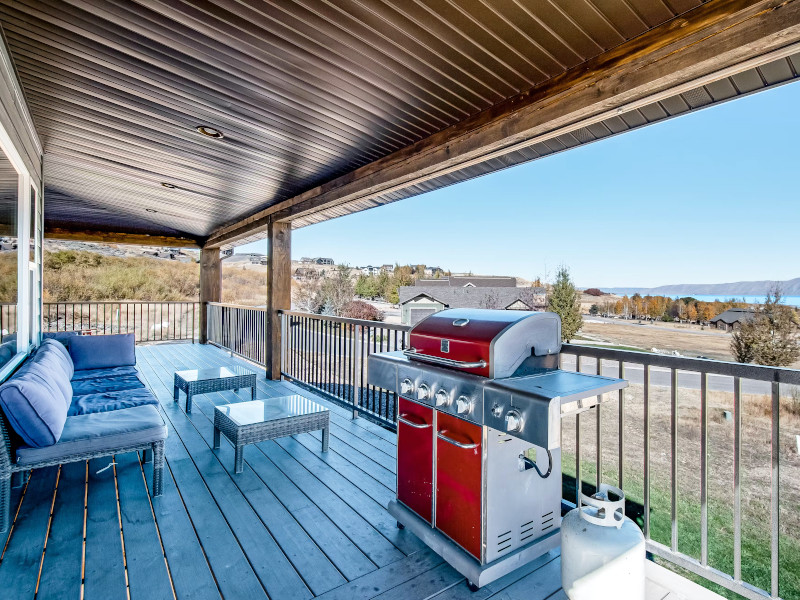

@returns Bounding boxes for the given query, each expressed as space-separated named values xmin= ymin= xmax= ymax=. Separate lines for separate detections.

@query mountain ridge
xmin=601 ymin=277 xmax=800 ymax=297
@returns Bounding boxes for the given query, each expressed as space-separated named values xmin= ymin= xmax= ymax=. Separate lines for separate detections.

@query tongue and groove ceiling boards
xmin=0 ymin=0 xmax=799 ymax=248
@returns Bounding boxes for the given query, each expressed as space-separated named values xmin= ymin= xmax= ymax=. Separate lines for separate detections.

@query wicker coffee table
xmin=174 ymin=366 xmax=257 ymax=413
xmin=213 ymin=395 xmax=330 ymax=473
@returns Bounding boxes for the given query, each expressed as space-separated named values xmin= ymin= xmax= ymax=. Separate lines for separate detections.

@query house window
xmin=0 ymin=149 xmax=18 ymax=369
xmin=0 ymin=119 xmax=38 ymax=378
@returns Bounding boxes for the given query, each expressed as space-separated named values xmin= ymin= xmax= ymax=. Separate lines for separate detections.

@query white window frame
xmin=0 ymin=116 xmax=36 ymax=380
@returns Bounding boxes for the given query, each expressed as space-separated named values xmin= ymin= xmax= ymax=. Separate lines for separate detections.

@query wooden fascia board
xmin=45 ymin=226 xmax=201 ymax=248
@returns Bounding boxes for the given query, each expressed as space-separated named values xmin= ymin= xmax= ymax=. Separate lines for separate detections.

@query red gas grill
xmin=368 ymin=308 xmax=628 ymax=590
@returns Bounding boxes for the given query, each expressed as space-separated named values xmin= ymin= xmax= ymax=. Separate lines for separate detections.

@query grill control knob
xmin=416 ymin=383 xmax=430 ymax=401
xmin=435 ymin=389 xmax=449 ymax=406
xmin=505 ymin=410 xmax=523 ymax=432
xmin=400 ymin=378 xmax=414 ymax=395
xmin=491 ymin=404 xmax=503 ymax=418
xmin=456 ymin=396 xmax=472 ymax=414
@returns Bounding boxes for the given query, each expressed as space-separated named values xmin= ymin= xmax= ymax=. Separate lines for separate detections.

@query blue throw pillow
xmin=0 ymin=370 xmax=68 ymax=447
xmin=68 ymin=334 xmax=136 ymax=371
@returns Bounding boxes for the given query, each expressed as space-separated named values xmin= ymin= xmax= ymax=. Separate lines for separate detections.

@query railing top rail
xmin=42 ymin=301 xmax=197 ymax=305
xmin=279 ymin=309 xmax=411 ymax=332
xmin=563 ymin=342 xmax=800 ymax=385
xmin=208 ymin=302 xmax=266 ymax=311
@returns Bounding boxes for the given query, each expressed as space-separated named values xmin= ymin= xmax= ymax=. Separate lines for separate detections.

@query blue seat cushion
xmin=39 ymin=338 xmax=75 ymax=379
xmin=71 ymin=373 xmax=145 ymax=397
xmin=70 ymin=366 xmax=140 ymax=381
xmin=16 ymin=404 xmax=167 ymax=466
xmin=68 ymin=388 xmax=158 ymax=416
xmin=0 ymin=370 xmax=68 ymax=447
xmin=69 ymin=334 xmax=136 ymax=371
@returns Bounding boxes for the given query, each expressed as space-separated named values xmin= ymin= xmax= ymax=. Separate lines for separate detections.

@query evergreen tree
xmin=548 ymin=266 xmax=582 ymax=342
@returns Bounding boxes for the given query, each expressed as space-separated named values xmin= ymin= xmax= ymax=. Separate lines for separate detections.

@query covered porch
xmin=0 ymin=1 xmax=797 ymax=599
xmin=0 ymin=342 xmax=715 ymax=600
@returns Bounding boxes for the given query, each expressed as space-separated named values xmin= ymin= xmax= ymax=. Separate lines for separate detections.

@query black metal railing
xmin=206 ymin=302 xmax=266 ymax=365
xmin=205 ymin=306 xmax=797 ymax=600
xmin=279 ymin=310 xmax=408 ymax=425
xmin=41 ymin=301 xmax=199 ymax=342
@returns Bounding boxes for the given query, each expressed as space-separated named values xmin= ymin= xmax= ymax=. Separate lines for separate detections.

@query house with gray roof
xmin=414 ymin=275 xmax=517 ymax=288
xmin=399 ymin=286 xmax=546 ymax=325
xmin=710 ymin=307 xmax=756 ymax=331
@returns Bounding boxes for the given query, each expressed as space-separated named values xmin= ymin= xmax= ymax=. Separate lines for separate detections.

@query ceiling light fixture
xmin=161 ymin=182 xmax=177 ymax=189
xmin=146 ymin=208 xmax=158 ymax=213
xmin=195 ymin=125 xmax=224 ymax=139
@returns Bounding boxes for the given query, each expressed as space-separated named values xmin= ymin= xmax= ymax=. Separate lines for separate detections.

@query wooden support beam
xmin=46 ymin=226 xmax=201 ymax=248
xmin=205 ymin=0 xmax=800 ymax=248
xmin=265 ymin=221 xmax=291 ymax=380
xmin=199 ymin=247 xmax=221 ymax=344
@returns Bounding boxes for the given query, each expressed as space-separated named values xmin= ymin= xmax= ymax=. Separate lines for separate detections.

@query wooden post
xmin=199 ymin=247 xmax=221 ymax=344
xmin=266 ymin=221 xmax=291 ymax=380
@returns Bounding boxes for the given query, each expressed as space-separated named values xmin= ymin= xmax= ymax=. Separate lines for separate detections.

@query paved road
xmin=286 ymin=323 xmax=784 ymax=396
xmin=561 ymin=355 xmax=774 ymax=395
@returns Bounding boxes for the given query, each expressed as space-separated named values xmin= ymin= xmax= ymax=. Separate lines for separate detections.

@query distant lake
xmin=603 ymin=290 xmax=800 ymax=307
xmin=687 ymin=294 xmax=800 ymax=307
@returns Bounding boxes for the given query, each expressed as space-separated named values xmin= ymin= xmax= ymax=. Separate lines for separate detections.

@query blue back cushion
xmin=39 ymin=338 xmax=75 ymax=380
xmin=0 ymin=369 xmax=68 ymax=447
xmin=42 ymin=331 xmax=82 ymax=349
xmin=69 ymin=334 xmax=136 ymax=371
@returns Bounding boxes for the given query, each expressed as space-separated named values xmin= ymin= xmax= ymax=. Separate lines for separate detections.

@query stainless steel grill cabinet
xmin=367 ymin=309 xmax=628 ymax=589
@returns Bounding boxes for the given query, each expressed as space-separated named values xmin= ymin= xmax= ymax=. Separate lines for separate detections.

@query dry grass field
xmin=580 ymin=320 xmax=734 ymax=359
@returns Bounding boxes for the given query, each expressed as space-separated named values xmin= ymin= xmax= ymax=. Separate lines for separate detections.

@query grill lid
xmin=406 ymin=308 xmax=561 ymax=378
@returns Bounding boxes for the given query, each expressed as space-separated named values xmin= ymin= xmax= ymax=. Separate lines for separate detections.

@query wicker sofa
xmin=0 ymin=333 xmax=167 ymax=532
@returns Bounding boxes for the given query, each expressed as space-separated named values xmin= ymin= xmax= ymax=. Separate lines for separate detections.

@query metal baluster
xmin=700 ymin=372 xmax=708 ymax=566
xmin=596 ymin=357 xmax=602 ymax=491
xmin=353 ymin=323 xmax=362 ymax=419
xmin=644 ymin=364 xmax=651 ymax=540
xmin=671 ymin=368 xmax=678 ymax=552
xmin=576 ymin=354 xmax=582 ymax=503
xmin=618 ymin=361 xmax=625 ymax=490
xmin=771 ymin=381 xmax=780 ymax=599
xmin=733 ymin=376 xmax=742 ymax=581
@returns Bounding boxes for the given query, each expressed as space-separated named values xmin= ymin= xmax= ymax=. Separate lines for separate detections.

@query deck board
xmin=36 ymin=463 xmax=85 ymax=600
xmin=0 ymin=342 xmax=719 ymax=599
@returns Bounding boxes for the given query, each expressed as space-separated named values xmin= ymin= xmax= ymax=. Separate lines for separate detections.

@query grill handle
xmin=403 ymin=348 xmax=487 ymax=370
xmin=437 ymin=430 xmax=479 ymax=449
xmin=398 ymin=415 xmax=431 ymax=429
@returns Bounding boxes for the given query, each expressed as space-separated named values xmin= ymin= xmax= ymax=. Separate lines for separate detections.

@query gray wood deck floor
xmin=0 ymin=343 xmax=713 ymax=600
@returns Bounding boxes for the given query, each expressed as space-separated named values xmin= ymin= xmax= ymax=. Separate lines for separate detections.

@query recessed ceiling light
xmin=146 ymin=208 xmax=158 ymax=213
xmin=161 ymin=182 xmax=176 ymax=189
xmin=195 ymin=125 xmax=224 ymax=139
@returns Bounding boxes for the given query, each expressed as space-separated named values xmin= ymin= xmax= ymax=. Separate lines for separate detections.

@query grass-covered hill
xmin=26 ymin=249 xmax=268 ymax=304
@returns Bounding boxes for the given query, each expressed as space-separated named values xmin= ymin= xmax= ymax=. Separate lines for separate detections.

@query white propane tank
xmin=561 ymin=484 xmax=645 ymax=599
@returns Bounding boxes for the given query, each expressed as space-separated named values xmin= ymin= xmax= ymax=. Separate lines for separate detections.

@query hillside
xmin=603 ymin=276 xmax=800 ymax=297
xmin=37 ymin=248 xmax=268 ymax=305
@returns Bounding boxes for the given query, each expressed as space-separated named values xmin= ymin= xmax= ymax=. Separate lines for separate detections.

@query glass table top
xmin=175 ymin=366 xmax=255 ymax=382
xmin=215 ymin=395 xmax=328 ymax=426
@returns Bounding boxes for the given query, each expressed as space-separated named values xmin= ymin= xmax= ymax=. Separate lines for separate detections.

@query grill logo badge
xmin=440 ymin=339 xmax=450 ymax=353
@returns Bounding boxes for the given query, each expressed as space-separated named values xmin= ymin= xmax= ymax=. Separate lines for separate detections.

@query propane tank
xmin=561 ymin=484 xmax=645 ymax=599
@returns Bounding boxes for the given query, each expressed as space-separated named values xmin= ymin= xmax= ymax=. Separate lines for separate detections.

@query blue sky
xmin=239 ymin=81 xmax=800 ymax=288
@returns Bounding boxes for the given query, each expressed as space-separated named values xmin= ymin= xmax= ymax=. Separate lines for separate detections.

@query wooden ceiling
xmin=0 ymin=0 xmax=798 ymax=247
